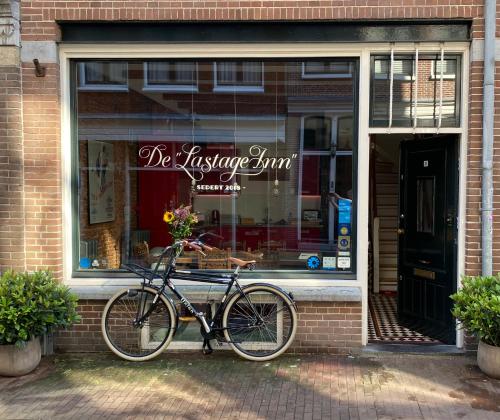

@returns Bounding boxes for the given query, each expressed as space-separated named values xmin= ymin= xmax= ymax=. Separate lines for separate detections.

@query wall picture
xmin=88 ymin=141 xmax=115 ymax=224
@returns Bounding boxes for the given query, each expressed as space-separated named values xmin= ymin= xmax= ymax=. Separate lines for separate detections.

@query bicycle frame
xmin=124 ymin=243 xmax=261 ymax=336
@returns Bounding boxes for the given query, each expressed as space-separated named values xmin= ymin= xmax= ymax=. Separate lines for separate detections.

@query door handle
xmin=398 ymin=228 xmax=405 ymax=235
xmin=418 ymin=259 xmax=431 ymax=265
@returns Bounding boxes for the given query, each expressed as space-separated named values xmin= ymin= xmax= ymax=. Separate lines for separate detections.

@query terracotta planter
xmin=0 ymin=338 xmax=41 ymax=377
xmin=477 ymin=340 xmax=500 ymax=379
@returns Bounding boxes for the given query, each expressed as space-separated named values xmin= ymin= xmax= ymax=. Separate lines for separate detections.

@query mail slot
xmin=413 ymin=268 xmax=436 ymax=280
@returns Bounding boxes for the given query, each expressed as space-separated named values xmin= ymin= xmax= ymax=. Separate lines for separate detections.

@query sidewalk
xmin=0 ymin=352 xmax=499 ymax=419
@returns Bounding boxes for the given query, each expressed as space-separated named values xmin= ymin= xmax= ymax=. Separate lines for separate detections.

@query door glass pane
xmin=416 ymin=176 xmax=435 ymax=234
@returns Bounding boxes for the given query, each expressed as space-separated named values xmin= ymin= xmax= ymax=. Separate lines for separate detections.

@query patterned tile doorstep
xmin=368 ymin=293 xmax=441 ymax=344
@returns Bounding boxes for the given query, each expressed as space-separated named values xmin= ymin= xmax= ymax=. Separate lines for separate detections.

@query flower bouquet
xmin=163 ymin=205 xmax=198 ymax=242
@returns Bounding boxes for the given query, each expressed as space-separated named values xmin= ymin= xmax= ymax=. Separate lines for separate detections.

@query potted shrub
xmin=0 ymin=270 xmax=80 ymax=376
xmin=451 ymin=274 xmax=500 ymax=378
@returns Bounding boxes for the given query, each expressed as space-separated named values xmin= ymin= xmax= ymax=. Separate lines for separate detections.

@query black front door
xmin=398 ymin=136 xmax=458 ymax=344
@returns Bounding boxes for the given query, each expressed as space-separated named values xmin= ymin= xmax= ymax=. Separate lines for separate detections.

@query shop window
xmin=214 ymin=61 xmax=264 ymax=92
xmin=143 ymin=61 xmax=198 ymax=91
xmin=370 ymin=54 xmax=461 ymax=128
xmin=78 ymin=62 xmax=128 ymax=91
xmin=73 ymin=59 xmax=357 ymax=275
xmin=302 ymin=61 xmax=352 ymax=79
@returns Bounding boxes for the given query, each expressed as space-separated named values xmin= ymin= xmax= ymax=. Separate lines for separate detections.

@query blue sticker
xmin=307 ymin=256 xmax=321 ymax=270
xmin=338 ymin=198 xmax=352 ymax=224
xmin=80 ymin=257 xmax=92 ymax=269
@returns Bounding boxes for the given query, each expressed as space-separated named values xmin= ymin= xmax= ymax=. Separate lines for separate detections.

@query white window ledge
xmin=213 ymin=85 xmax=264 ymax=93
xmin=67 ymin=283 xmax=362 ymax=303
xmin=142 ymin=85 xmax=198 ymax=92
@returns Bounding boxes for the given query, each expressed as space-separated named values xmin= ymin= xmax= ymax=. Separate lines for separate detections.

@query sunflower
xmin=163 ymin=211 xmax=175 ymax=224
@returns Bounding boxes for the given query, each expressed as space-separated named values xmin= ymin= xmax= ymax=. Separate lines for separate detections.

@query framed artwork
xmin=88 ymin=141 xmax=115 ymax=224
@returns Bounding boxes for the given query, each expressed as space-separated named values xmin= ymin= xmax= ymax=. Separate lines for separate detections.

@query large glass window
xmin=370 ymin=54 xmax=461 ymax=128
xmin=73 ymin=59 xmax=357 ymax=274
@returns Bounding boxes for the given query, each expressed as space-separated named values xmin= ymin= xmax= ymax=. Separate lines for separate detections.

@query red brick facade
xmin=55 ymin=299 xmax=362 ymax=354
xmin=0 ymin=1 xmax=496 ymax=353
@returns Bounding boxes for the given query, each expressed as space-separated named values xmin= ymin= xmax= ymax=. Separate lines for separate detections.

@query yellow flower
xmin=163 ymin=211 xmax=174 ymax=223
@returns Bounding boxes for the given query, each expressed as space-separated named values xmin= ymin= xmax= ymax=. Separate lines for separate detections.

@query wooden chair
xmin=198 ymin=248 xmax=231 ymax=269
xmin=221 ymin=240 xmax=247 ymax=251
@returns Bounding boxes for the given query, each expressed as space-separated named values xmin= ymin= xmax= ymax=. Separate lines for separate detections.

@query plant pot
xmin=0 ymin=338 xmax=41 ymax=377
xmin=477 ymin=339 xmax=500 ymax=379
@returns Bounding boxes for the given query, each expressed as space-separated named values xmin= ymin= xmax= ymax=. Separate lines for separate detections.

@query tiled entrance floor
xmin=369 ymin=293 xmax=441 ymax=344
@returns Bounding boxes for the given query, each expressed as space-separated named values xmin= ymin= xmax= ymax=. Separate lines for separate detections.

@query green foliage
xmin=0 ymin=270 xmax=80 ymax=347
xmin=451 ymin=274 xmax=500 ymax=347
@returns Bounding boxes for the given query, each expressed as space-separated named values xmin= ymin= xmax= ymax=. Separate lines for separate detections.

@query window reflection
xmin=75 ymin=59 xmax=357 ymax=272
xmin=370 ymin=54 xmax=461 ymax=128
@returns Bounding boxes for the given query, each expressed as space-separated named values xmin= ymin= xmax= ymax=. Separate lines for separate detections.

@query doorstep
xmin=364 ymin=343 xmax=465 ymax=355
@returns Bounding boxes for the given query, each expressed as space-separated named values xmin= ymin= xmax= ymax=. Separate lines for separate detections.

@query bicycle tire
xmin=101 ymin=286 xmax=176 ymax=361
xmin=222 ymin=284 xmax=297 ymax=361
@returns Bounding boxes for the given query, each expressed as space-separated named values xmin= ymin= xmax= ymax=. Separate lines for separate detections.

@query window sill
xmin=78 ymin=85 xmax=129 ymax=92
xmin=301 ymin=73 xmax=352 ymax=79
xmin=66 ymin=280 xmax=362 ymax=303
xmin=142 ymin=85 xmax=198 ymax=92
xmin=213 ymin=85 xmax=264 ymax=93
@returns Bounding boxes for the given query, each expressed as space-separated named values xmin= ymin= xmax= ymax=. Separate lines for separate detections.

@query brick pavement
xmin=0 ymin=352 xmax=499 ymax=419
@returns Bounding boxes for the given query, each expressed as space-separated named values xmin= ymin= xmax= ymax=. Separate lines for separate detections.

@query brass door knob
xmin=397 ymin=228 xmax=405 ymax=235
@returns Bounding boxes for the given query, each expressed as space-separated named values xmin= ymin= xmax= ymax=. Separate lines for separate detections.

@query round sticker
xmin=306 ymin=256 xmax=321 ymax=270
xmin=340 ymin=226 xmax=349 ymax=235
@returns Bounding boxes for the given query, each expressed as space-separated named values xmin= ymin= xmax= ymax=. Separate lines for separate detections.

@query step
xmin=375 ymin=194 xmax=398 ymax=206
xmin=376 ymin=183 xmax=399 ymax=195
xmin=375 ymin=173 xmax=399 ymax=184
xmin=379 ymin=241 xmax=398 ymax=253
xmin=378 ymin=217 xmax=398 ymax=228
xmin=379 ymin=229 xmax=398 ymax=241
xmin=377 ymin=205 xmax=398 ymax=217
xmin=379 ymin=255 xmax=398 ymax=266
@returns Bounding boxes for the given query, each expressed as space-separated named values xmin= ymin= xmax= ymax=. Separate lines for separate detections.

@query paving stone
xmin=0 ymin=353 xmax=498 ymax=419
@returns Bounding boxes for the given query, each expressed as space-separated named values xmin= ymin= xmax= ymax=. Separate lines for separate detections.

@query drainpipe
xmin=481 ymin=0 xmax=496 ymax=276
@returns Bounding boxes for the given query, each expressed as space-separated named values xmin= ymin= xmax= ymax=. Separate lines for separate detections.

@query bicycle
xmin=101 ymin=233 xmax=298 ymax=362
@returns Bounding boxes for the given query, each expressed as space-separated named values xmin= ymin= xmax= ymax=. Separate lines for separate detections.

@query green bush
xmin=451 ymin=274 xmax=500 ymax=347
xmin=0 ymin=270 xmax=80 ymax=347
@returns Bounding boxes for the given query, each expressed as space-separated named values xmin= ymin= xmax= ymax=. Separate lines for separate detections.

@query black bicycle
xmin=101 ymin=233 xmax=297 ymax=362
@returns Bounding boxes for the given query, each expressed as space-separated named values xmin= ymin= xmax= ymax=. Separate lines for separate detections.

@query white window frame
xmin=142 ymin=61 xmax=199 ymax=92
xmin=373 ymin=58 xmax=415 ymax=81
xmin=430 ymin=59 xmax=457 ymax=80
xmin=60 ymin=42 xmax=469 ymax=350
xmin=301 ymin=61 xmax=353 ymax=79
xmin=213 ymin=61 xmax=265 ymax=93
xmin=77 ymin=62 xmax=129 ymax=91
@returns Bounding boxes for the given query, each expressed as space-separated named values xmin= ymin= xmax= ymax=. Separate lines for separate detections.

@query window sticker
xmin=337 ymin=257 xmax=351 ymax=269
xmin=322 ymin=256 xmax=336 ymax=270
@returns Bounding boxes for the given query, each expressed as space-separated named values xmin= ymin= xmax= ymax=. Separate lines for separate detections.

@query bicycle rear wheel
xmin=102 ymin=286 xmax=176 ymax=361
xmin=222 ymin=284 xmax=297 ymax=361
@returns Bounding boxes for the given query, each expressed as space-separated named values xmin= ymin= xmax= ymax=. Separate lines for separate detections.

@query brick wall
xmin=16 ymin=1 xmax=489 ymax=280
xmin=55 ymin=299 xmax=362 ymax=354
xmin=0 ymin=49 xmax=25 ymax=272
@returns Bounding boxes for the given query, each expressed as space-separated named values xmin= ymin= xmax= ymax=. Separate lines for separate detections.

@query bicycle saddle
xmin=229 ymin=257 xmax=256 ymax=269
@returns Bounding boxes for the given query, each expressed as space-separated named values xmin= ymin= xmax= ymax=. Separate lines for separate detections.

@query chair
xmin=198 ymin=248 xmax=231 ymax=269
xmin=257 ymin=240 xmax=286 ymax=251
xmin=221 ymin=240 xmax=247 ymax=251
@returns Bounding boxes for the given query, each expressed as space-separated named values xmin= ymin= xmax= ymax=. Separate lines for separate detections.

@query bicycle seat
xmin=229 ymin=257 xmax=256 ymax=269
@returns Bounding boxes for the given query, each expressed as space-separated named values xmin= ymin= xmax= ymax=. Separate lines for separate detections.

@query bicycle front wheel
xmin=102 ymin=286 xmax=176 ymax=361
xmin=222 ymin=284 xmax=297 ymax=361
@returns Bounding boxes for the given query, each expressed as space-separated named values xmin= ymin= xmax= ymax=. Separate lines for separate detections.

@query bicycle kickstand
xmin=202 ymin=338 xmax=213 ymax=355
